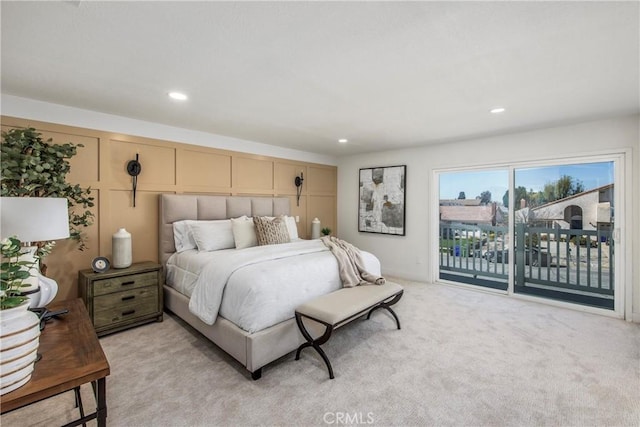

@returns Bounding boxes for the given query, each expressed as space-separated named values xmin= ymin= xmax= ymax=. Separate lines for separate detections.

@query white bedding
xmin=165 ymin=239 xmax=381 ymax=333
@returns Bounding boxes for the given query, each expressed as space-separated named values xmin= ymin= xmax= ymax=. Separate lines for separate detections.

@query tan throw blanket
xmin=320 ymin=236 xmax=385 ymax=287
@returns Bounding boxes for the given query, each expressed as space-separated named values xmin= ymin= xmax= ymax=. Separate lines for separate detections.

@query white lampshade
xmin=0 ymin=197 xmax=70 ymax=242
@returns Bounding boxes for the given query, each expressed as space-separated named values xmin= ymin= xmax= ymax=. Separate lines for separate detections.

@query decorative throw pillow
xmin=231 ymin=216 xmax=258 ymax=249
xmin=188 ymin=220 xmax=235 ymax=252
xmin=253 ymin=216 xmax=290 ymax=246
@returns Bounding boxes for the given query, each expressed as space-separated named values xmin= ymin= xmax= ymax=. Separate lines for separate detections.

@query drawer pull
xmin=122 ymin=310 xmax=136 ymax=316
xmin=121 ymin=295 xmax=135 ymax=301
xmin=121 ymin=281 xmax=135 ymax=286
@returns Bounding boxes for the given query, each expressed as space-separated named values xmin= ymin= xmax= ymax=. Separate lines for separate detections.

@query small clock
xmin=91 ymin=257 xmax=110 ymax=273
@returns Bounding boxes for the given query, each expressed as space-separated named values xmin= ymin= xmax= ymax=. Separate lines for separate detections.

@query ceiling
xmin=1 ymin=1 xmax=638 ymax=157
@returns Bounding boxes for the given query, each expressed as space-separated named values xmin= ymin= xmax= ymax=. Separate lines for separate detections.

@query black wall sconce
xmin=127 ymin=153 xmax=142 ymax=207
xmin=295 ymin=171 xmax=304 ymax=206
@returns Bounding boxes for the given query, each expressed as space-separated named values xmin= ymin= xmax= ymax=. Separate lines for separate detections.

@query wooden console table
xmin=1 ymin=298 xmax=111 ymax=426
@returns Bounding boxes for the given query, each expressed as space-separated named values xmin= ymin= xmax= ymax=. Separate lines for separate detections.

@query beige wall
xmin=1 ymin=116 xmax=337 ymax=303
xmin=338 ymin=114 xmax=639 ymax=322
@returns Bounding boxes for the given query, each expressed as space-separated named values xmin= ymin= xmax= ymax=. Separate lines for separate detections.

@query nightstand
xmin=78 ymin=261 xmax=163 ymax=336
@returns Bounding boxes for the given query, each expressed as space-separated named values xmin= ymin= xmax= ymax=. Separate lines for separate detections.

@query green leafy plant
xmin=0 ymin=237 xmax=37 ymax=309
xmin=321 ymin=227 xmax=331 ymax=236
xmin=1 ymin=127 xmax=95 ymax=250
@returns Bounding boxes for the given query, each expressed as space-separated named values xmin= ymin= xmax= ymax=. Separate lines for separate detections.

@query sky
xmin=440 ymin=161 xmax=614 ymax=202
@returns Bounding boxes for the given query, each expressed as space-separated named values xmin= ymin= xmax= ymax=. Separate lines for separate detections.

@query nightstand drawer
xmin=93 ymin=271 xmax=158 ymax=296
xmin=93 ymin=286 xmax=159 ymax=328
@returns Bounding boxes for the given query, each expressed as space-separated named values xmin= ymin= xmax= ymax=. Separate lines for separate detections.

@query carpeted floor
xmin=2 ymin=279 xmax=639 ymax=426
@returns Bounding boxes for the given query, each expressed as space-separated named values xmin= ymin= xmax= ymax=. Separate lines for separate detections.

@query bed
xmin=158 ymin=194 xmax=381 ymax=379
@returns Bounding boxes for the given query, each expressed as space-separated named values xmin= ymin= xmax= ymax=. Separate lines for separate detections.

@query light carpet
xmin=2 ymin=279 xmax=639 ymax=426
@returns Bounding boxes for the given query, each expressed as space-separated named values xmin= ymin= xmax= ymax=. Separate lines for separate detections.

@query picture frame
xmin=358 ymin=165 xmax=406 ymax=235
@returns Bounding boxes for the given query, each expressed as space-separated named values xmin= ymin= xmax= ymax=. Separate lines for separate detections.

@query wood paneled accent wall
xmin=1 ymin=116 xmax=337 ymax=303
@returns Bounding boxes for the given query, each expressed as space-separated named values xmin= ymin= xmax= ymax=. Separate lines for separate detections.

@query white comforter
xmin=165 ymin=239 xmax=381 ymax=333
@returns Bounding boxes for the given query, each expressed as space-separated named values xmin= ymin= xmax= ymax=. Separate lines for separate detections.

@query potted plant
xmin=0 ymin=127 xmax=95 ymax=253
xmin=321 ymin=227 xmax=332 ymax=236
xmin=0 ymin=237 xmax=44 ymax=395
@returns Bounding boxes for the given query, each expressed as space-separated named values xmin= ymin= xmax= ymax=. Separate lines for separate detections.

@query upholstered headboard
xmin=158 ymin=194 xmax=290 ymax=266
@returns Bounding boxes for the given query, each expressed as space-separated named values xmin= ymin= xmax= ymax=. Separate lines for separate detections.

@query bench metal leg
xmin=295 ymin=290 xmax=403 ymax=380
xmin=366 ymin=292 xmax=403 ymax=329
xmin=295 ymin=313 xmax=335 ymax=379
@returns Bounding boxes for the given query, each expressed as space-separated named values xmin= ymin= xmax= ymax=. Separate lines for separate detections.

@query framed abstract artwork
xmin=358 ymin=165 xmax=406 ymax=235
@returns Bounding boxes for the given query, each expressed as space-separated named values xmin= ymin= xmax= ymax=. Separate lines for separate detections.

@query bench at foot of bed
xmin=294 ymin=282 xmax=403 ymax=379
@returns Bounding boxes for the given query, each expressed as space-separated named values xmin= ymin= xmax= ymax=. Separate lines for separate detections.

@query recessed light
xmin=490 ymin=107 xmax=505 ymax=114
xmin=168 ymin=92 xmax=188 ymax=101
xmin=338 ymin=139 xmax=348 ymax=144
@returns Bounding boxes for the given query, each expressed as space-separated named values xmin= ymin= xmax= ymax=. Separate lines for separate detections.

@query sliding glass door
xmin=437 ymin=157 xmax=620 ymax=313
xmin=513 ymin=161 xmax=615 ymax=309
xmin=438 ymin=169 xmax=509 ymax=290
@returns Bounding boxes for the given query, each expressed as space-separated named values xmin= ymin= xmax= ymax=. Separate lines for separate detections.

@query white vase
xmin=0 ymin=302 xmax=40 ymax=395
xmin=112 ymin=228 xmax=132 ymax=269
xmin=311 ymin=218 xmax=321 ymax=239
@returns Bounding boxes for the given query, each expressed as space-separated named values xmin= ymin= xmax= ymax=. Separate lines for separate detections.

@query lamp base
xmin=19 ymin=275 xmax=59 ymax=309
xmin=17 ymin=245 xmax=40 ymax=296
xmin=19 ymin=286 xmax=42 ymax=309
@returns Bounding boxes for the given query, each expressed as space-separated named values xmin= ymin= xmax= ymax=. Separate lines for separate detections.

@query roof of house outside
xmin=440 ymin=205 xmax=496 ymax=224
xmin=440 ymin=199 xmax=483 ymax=207
xmin=529 ymin=183 xmax=613 ymax=211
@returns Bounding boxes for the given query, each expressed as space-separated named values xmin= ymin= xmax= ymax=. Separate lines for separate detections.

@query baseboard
xmin=381 ymin=268 xmax=429 ymax=283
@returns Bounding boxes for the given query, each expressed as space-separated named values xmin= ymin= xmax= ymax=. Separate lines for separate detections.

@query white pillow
xmin=188 ymin=220 xmax=235 ymax=252
xmin=285 ymin=216 xmax=299 ymax=240
xmin=173 ymin=220 xmax=197 ymax=253
xmin=231 ymin=216 xmax=258 ymax=249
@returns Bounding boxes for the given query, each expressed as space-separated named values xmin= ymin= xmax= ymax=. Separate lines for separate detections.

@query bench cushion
xmin=296 ymin=282 xmax=403 ymax=325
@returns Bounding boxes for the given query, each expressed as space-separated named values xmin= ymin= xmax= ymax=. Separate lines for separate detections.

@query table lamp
xmin=0 ymin=197 xmax=70 ymax=308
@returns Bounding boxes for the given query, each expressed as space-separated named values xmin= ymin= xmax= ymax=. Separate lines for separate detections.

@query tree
xmin=503 ymin=186 xmax=528 ymax=208
xmin=515 ymin=186 xmax=528 ymax=208
xmin=556 ymin=175 xmax=573 ymax=199
xmin=574 ymin=180 xmax=585 ymax=194
xmin=458 ymin=191 xmax=466 ymax=200
xmin=1 ymin=128 xmax=95 ymax=250
xmin=479 ymin=190 xmax=492 ymax=205
xmin=528 ymin=190 xmax=545 ymax=208
xmin=555 ymin=174 xmax=585 ymax=199
xmin=502 ymin=175 xmax=588 ymax=209
xmin=543 ymin=183 xmax=556 ymax=204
